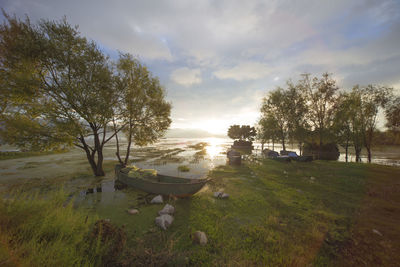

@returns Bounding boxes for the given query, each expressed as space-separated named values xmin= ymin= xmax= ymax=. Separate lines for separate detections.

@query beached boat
xmin=115 ymin=165 xmax=210 ymax=197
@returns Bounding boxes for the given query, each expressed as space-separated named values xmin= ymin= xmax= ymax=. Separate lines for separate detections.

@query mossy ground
xmin=0 ymin=150 xmax=68 ymax=160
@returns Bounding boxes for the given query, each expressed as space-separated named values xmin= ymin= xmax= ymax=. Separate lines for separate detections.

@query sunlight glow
xmin=205 ymin=138 xmax=224 ymax=159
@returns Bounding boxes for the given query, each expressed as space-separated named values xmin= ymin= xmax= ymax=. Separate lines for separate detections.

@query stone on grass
xmin=127 ymin=209 xmax=139 ymax=215
xmin=213 ymin=192 xmax=223 ymax=198
xmin=214 ymin=192 xmax=229 ymax=199
xmin=193 ymin=231 xmax=208 ymax=246
xmin=151 ymin=195 xmax=163 ymax=204
xmin=158 ymin=204 xmax=175 ymax=215
xmin=220 ymin=193 xmax=229 ymax=199
xmin=155 ymin=214 xmax=174 ymax=230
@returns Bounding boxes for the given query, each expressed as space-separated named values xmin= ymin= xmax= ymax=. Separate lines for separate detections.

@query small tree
xmin=113 ymin=53 xmax=171 ymax=166
xmin=286 ymin=81 xmax=309 ymax=155
xmin=240 ymin=125 xmax=256 ymax=142
xmin=227 ymin=125 xmax=242 ymax=140
xmin=333 ymin=92 xmax=353 ymax=162
xmin=385 ymin=96 xmax=400 ymax=132
xmin=257 ymin=115 xmax=279 ymax=151
xmin=227 ymin=125 xmax=256 ymax=145
xmin=260 ymin=88 xmax=290 ymax=151
xmin=359 ymin=85 xmax=392 ymax=163
xmin=299 ymin=73 xmax=338 ymax=148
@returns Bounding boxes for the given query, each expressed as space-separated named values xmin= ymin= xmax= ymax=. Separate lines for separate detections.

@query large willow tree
xmin=0 ymin=14 xmax=171 ymax=175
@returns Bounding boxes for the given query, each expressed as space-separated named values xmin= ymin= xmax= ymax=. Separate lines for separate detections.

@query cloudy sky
xmin=1 ymin=0 xmax=400 ymax=134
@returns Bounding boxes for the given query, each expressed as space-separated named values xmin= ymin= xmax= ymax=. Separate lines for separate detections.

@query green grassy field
xmin=1 ymin=159 xmax=399 ymax=266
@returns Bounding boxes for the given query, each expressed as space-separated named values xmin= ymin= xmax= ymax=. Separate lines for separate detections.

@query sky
xmin=1 ymin=0 xmax=400 ymax=134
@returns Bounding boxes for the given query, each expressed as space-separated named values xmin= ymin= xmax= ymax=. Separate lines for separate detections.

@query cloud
xmin=1 ymin=0 xmax=400 ymax=130
xmin=214 ymin=62 xmax=271 ymax=81
xmin=170 ymin=67 xmax=202 ymax=86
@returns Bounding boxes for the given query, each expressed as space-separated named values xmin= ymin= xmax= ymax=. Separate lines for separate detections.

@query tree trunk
xmin=83 ymin=146 xmax=97 ymax=175
xmin=318 ymin=130 xmax=323 ymax=160
xmin=261 ymin=142 xmax=264 ymax=152
xmin=345 ymin=140 xmax=349 ymax=163
xmin=355 ymin=146 xmax=361 ymax=162
xmin=113 ymin=119 xmax=124 ymax=165
xmin=93 ymin=131 xmax=105 ymax=176
xmin=272 ymin=138 xmax=275 ymax=151
xmin=366 ymin=146 xmax=372 ymax=163
xmin=124 ymin=125 xmax=133 ymax=165
xmin=281 ymin=134 xmax=286 ymax=151
xmin=298 ymin=142 xmax=302 ymax=156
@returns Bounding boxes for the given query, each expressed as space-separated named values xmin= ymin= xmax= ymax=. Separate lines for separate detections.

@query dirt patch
xmin=335 ymin=167 xmax=400 ymax=266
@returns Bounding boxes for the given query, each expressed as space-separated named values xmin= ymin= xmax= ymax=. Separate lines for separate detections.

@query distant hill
xmin=164 ymin=128 xmax=227 ymax=138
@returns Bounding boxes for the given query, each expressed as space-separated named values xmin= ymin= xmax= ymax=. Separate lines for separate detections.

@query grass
xmin=86 ymin=159 xmax=400 ymax=266
xmin=0 ymin=189 xmax=126 ymax=266
xmin=0 ymin=150 xmax=68 ymax=160
xmin=188 ymin=142 xmax=209 ymax=150
xmin=177 ymin=165 xmax=190 ymax=172
xmin=1 ymin=159 xmax=399 ymax=266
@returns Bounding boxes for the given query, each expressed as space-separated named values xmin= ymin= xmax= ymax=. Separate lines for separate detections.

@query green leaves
xmin=0 ymin=14 xmax=171 ymax=174
xmin=227 ymin=125 xmax=256 ymax=142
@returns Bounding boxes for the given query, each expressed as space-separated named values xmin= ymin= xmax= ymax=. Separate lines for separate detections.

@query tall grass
xmin=0 ymin=189 xmax=122 ymax=266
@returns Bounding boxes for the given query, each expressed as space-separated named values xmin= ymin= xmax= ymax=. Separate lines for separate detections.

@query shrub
xmin=178 ymin=165 xmax=190 ymax=172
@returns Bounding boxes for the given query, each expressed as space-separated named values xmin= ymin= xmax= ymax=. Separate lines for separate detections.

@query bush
xmin=233 ymin=140 xmax=253 ymax=147
xmin=303 ymin=142 xmax=340 ymax=160
xmin=178 ymin=165 xmax=190 ymax=172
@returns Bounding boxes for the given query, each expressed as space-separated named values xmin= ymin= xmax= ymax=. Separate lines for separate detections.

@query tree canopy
xmin=227 ymin=125 xmax=256 ymax=142
xmin=259 ymin=72 xmax=394 ymax=161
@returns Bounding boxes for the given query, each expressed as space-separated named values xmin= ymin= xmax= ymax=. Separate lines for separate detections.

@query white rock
xmin=213 ymin=192 xmax=222 ymax=198
xmin=193 ymin=231 xmax=207 ymax=246
xmin=220 ymin=193 xmax=229 ymax=199
xmin=151 ymin=195 xmax=163 ymax=204
xmin=127 ymin=209 xmax=139 ymax=215
xmin=155 ymin=214 xmax=174 ymax=230
xmin=158 ymin=204 xmax=175 ymax=215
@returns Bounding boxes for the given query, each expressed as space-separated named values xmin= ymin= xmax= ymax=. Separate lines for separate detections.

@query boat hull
xmin=115 ymin=165 xmax=209 ymax=197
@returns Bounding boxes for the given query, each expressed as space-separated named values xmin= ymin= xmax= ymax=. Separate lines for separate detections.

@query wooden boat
xmin=115 ymin=165 xmax=210 ymax=197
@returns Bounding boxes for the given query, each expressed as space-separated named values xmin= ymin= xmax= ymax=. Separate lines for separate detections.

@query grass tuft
xmin=0 ymin=189 xmax=125 ymax=266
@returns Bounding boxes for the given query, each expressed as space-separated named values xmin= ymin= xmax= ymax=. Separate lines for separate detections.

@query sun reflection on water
xmin=205 ymin=138 xmax=224 ymax=159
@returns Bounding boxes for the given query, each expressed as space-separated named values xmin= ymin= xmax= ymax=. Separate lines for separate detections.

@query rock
xmin=193 ymin=231 xmax=208 ymax=246
xmin=155 ymin=214 xmax=174 ymax=230
xmin=213 ymin=192 xmax=223 ymax=198
xmin=214 ymin=192 xmax=229 ymax=199
xmin=158 ymin=204 xmax=175 ymax=215
xmin=150 ymin=195 xmax=163 ymax=204
xmin=373 ymin=229 xmax=383 ymax=236
xmin=127 ymin=209 xmax=139 ymax=215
